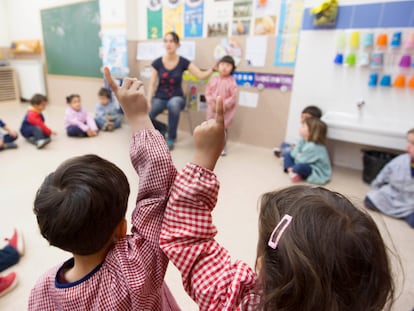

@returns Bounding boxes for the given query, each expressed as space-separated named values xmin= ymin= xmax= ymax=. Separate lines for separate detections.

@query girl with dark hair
xmin=64 ymin=94 xmax=98 ymax=137
xmin=160 ymin=97 xmax=394 ymax=311
xmin=205 ymin=55 xmax=238 ymax=156
xmin=148 ymin=31 xmax=215 ymax=150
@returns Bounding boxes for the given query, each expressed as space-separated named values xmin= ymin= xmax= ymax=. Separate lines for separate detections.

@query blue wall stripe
xmin=302 ymin=1 xmax=414 ymax=30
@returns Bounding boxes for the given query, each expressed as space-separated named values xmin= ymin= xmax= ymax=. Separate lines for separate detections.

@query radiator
xmin=9 ymin=60 xmax=46 ymax=100
xmin=0 ymin=67 xmax=19 ymax=102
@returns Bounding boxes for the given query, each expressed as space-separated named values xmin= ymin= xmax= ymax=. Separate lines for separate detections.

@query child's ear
xmin=114 ymin=218 xmax=127 ymax=240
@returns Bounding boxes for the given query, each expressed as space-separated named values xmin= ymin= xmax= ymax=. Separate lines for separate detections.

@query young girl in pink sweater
xmin=205 ymin=55 xmax=238 ymax=156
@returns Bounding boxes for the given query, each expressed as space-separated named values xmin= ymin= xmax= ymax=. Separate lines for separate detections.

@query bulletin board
xmin=41 ymin=1 xmax=102 ymax=78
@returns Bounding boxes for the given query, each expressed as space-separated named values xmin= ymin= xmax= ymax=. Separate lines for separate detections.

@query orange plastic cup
xmin=393 ymin=75 xmax=406 ymax=88
xmin=408 ymin=76 xmax=414 ymax=88
xmin=376 ymin=33 xmax=388 ymax=47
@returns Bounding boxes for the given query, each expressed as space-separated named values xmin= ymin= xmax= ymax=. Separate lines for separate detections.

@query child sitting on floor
xmin=0 ymin=119 xmax=18 ymax=151
xmin=64 ymin=94 xmax=98 ymax=137
xmin=94 ymin=87 xmax=122 ymax=131
xmin=364 ymin=127 xmax=414 ymax=228
xmin=160 ymin=96 xmax=394 ymax=311
xmin=282 ymin=117 xmax=331 ymax=184
xmin=20 ymin=94 xmax=55 ymax=149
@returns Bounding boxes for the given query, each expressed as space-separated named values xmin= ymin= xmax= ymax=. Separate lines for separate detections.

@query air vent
xmin=0 ymin=67 xmax=19 ymax=102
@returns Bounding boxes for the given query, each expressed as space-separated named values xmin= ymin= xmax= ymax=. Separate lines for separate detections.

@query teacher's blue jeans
xmin=149 ymin=96 xmax=185 ymax=141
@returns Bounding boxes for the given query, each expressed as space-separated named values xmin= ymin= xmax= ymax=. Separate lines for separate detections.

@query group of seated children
xmin=26 ymin=69 xmax=396 ymax=310
xmin=275 ymin=105 xmax=332 ymax=185
xmin=0 ymin=87 xmax=122 ymax=151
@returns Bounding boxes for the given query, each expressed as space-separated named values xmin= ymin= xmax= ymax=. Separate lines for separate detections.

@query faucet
xmin=357 ymin=99 xmax=365 ymax=120
xmin=356 ymin=99 xmax=365 ymax=109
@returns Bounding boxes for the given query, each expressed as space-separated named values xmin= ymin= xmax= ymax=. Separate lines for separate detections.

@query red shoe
xmin=0 ymin=272 xmax=18 ymax=297
xmin=5 ymin=229 xmax=24 ymax=256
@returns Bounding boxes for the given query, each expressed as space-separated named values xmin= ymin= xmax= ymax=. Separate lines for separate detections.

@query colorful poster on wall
xmin=205 ymin=0 xmax=232 ymax=37
xmin=213 ymin=38 xmax=243 ymax=65
xmin=147 ymin=0 xmax=163 ymax=39
xmin=254 ymin=73 xmax=293 ymax=91
xmin=274 ymin=0 xmax=304 ymax=67
xmin=232 ymin=0 xmax=253 ymax=36
xmin=163 ymin=0 xmax=184 ymax=38
xmin=184 ymin=0 xmax=204 ymax=37
xmin=99 ymin=0 xmax=129 ymax=77
xmin=254 ymin=0 xmax=277 ymax=35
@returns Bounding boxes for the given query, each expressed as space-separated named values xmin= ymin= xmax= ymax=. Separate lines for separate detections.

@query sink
xmin=321 ymin=111 xmax=410 ymax=151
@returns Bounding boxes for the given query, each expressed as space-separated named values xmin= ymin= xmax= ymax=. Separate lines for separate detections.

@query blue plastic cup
xmin=333 ymin=53 xmax=343 ymax=65
xmin=368 ymin=72 xmax=378 ymax=87
xmin=391 ymin=32 xmax=402 ymax=48
xmin=380 ymin=74 xmax=392 ymax=87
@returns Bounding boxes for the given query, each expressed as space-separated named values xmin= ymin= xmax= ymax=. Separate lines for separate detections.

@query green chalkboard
xmin=41 ymin=1 xmax=102 ymax=78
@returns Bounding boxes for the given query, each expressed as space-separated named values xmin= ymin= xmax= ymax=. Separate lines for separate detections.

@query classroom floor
xmin=0 ymin=101 xmax=413 ymax=311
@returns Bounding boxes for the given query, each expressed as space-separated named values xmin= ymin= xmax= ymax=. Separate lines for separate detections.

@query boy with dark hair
xmin=28 ymin=68 xmax=180 ymax=310
xmin=20 ymin=94 xmax=55 ymax=149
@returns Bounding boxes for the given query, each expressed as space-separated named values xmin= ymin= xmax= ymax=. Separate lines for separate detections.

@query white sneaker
xmin=36 ymin=138 xmax=51 ymax=149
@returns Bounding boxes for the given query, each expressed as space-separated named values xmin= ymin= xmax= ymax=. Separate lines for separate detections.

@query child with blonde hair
xmin=205 ymin=55 xmax=238 ymax=156
xmin=160 ymin=97 xmax=394 ymax=311
xmin=282 ymin=117 xmax=331 ymax=184
xmin=64 ymin=94 xmax=98 ymax=137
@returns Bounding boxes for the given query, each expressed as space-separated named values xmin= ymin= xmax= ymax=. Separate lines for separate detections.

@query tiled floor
xmin=0 ymin=101 xmax=413 ymax=310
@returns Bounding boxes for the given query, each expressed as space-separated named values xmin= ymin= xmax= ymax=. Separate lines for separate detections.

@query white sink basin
xmin=321 ymin=111 xmax=410 ymax=151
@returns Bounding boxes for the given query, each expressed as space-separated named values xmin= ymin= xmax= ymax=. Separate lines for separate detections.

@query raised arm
xmin=104 ymin=67 xmax=176 ymax=242
xmin=160 ymin=97 xmax=259 ymax=310
xmin=188 ymin=62 xmax=215 ymax=81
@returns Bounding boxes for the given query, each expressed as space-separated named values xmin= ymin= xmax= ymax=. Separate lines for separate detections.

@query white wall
xmin=0 ymin=1 xmax=9 ymax=46
xmin=287 ymin=1 xmax=414 ymax=169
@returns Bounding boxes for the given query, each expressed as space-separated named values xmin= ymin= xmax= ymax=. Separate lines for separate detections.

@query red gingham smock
xmin=28 ymin=130 xmax=180 ymax=311
xmin=160 ymin=163 xmax=261 ymax=311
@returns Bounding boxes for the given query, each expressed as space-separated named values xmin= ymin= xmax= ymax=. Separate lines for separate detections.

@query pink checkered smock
xmin=160 ymin=163 xmax=261 ymax=311
xmin=29 ymin=130 xmax=180 ymax=311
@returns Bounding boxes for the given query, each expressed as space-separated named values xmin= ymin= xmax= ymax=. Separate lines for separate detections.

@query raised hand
xmin=103 ymin=67 xmax=153 ymax=131
xmin=192 ymin=96 xmax=226 ymax=171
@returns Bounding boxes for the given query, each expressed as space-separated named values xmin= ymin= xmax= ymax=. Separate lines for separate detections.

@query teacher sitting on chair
xmin=148 ymin=31 xmax=215 ymax=150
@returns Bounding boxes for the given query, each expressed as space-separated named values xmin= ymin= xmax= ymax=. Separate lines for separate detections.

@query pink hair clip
xmin=268 ymin=214 xmax=292 ymax=249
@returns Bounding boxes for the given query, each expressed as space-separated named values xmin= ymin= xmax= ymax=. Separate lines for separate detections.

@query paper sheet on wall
xmin=238 ymin=90 xmax=258 ymax=108
xmin=245 ymin=36 xmax=267 ymax=66
xmin=137 ymin=41 xmax=195 ymax=60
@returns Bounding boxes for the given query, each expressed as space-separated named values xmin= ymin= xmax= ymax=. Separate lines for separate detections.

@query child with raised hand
xmin=205 ymin=55 xmax=238 ymax=156
xmin=0 ymin=119 xmax=18 ymax=151
xmin=364 ymin=127 xmax=414 ymax=228
xmin=283 ymin=117 xmax=331 ymax=184
xmin=28 ymin=68 xmax=180 ymax=310
xmin=64 ymin=94 xmax=98 ymax=137
xmin=94 ymin=87 xmax=122 ymax=131
xmin=20 ymin=94 xmax=55 ymax=149
xmin=160 ymin=96 xmax=394 ymax=311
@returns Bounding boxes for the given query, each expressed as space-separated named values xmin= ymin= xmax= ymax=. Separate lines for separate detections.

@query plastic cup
xmin=359 ymin=51 xmax=370 ymax=66
xmin=333 ymin=53 xmax=344 ymax=65
xmin=370 ymin=52 xmax=384 ymax=69
xmin=362 ymin=32 xmax=374 ymax=47
xmin=336 ymin=32 xmax=346 ymax=51
xmin=345 ymin=52 xmax=356 ymax=66
xmin=380 ymin=74 xmax=392 ymax=87
xmin=399 ymin=54 xmax=412 ymax=68
xmin=376 ymin=33 xmax=388 ymax=47
xmin=349 ymin=31 xmax=360 ymax=49
xmin=404 ymin=32 xmax=414 ymax=49
xmin=393 ymin=75 xmax=406 ymax=88
xmin=408 ymin=76 xmax=414 ymax=88
xmin=391 ymin=32 xmax=402 ymax=48
xmin=368 ymin=72 xmax=378 ymax=87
